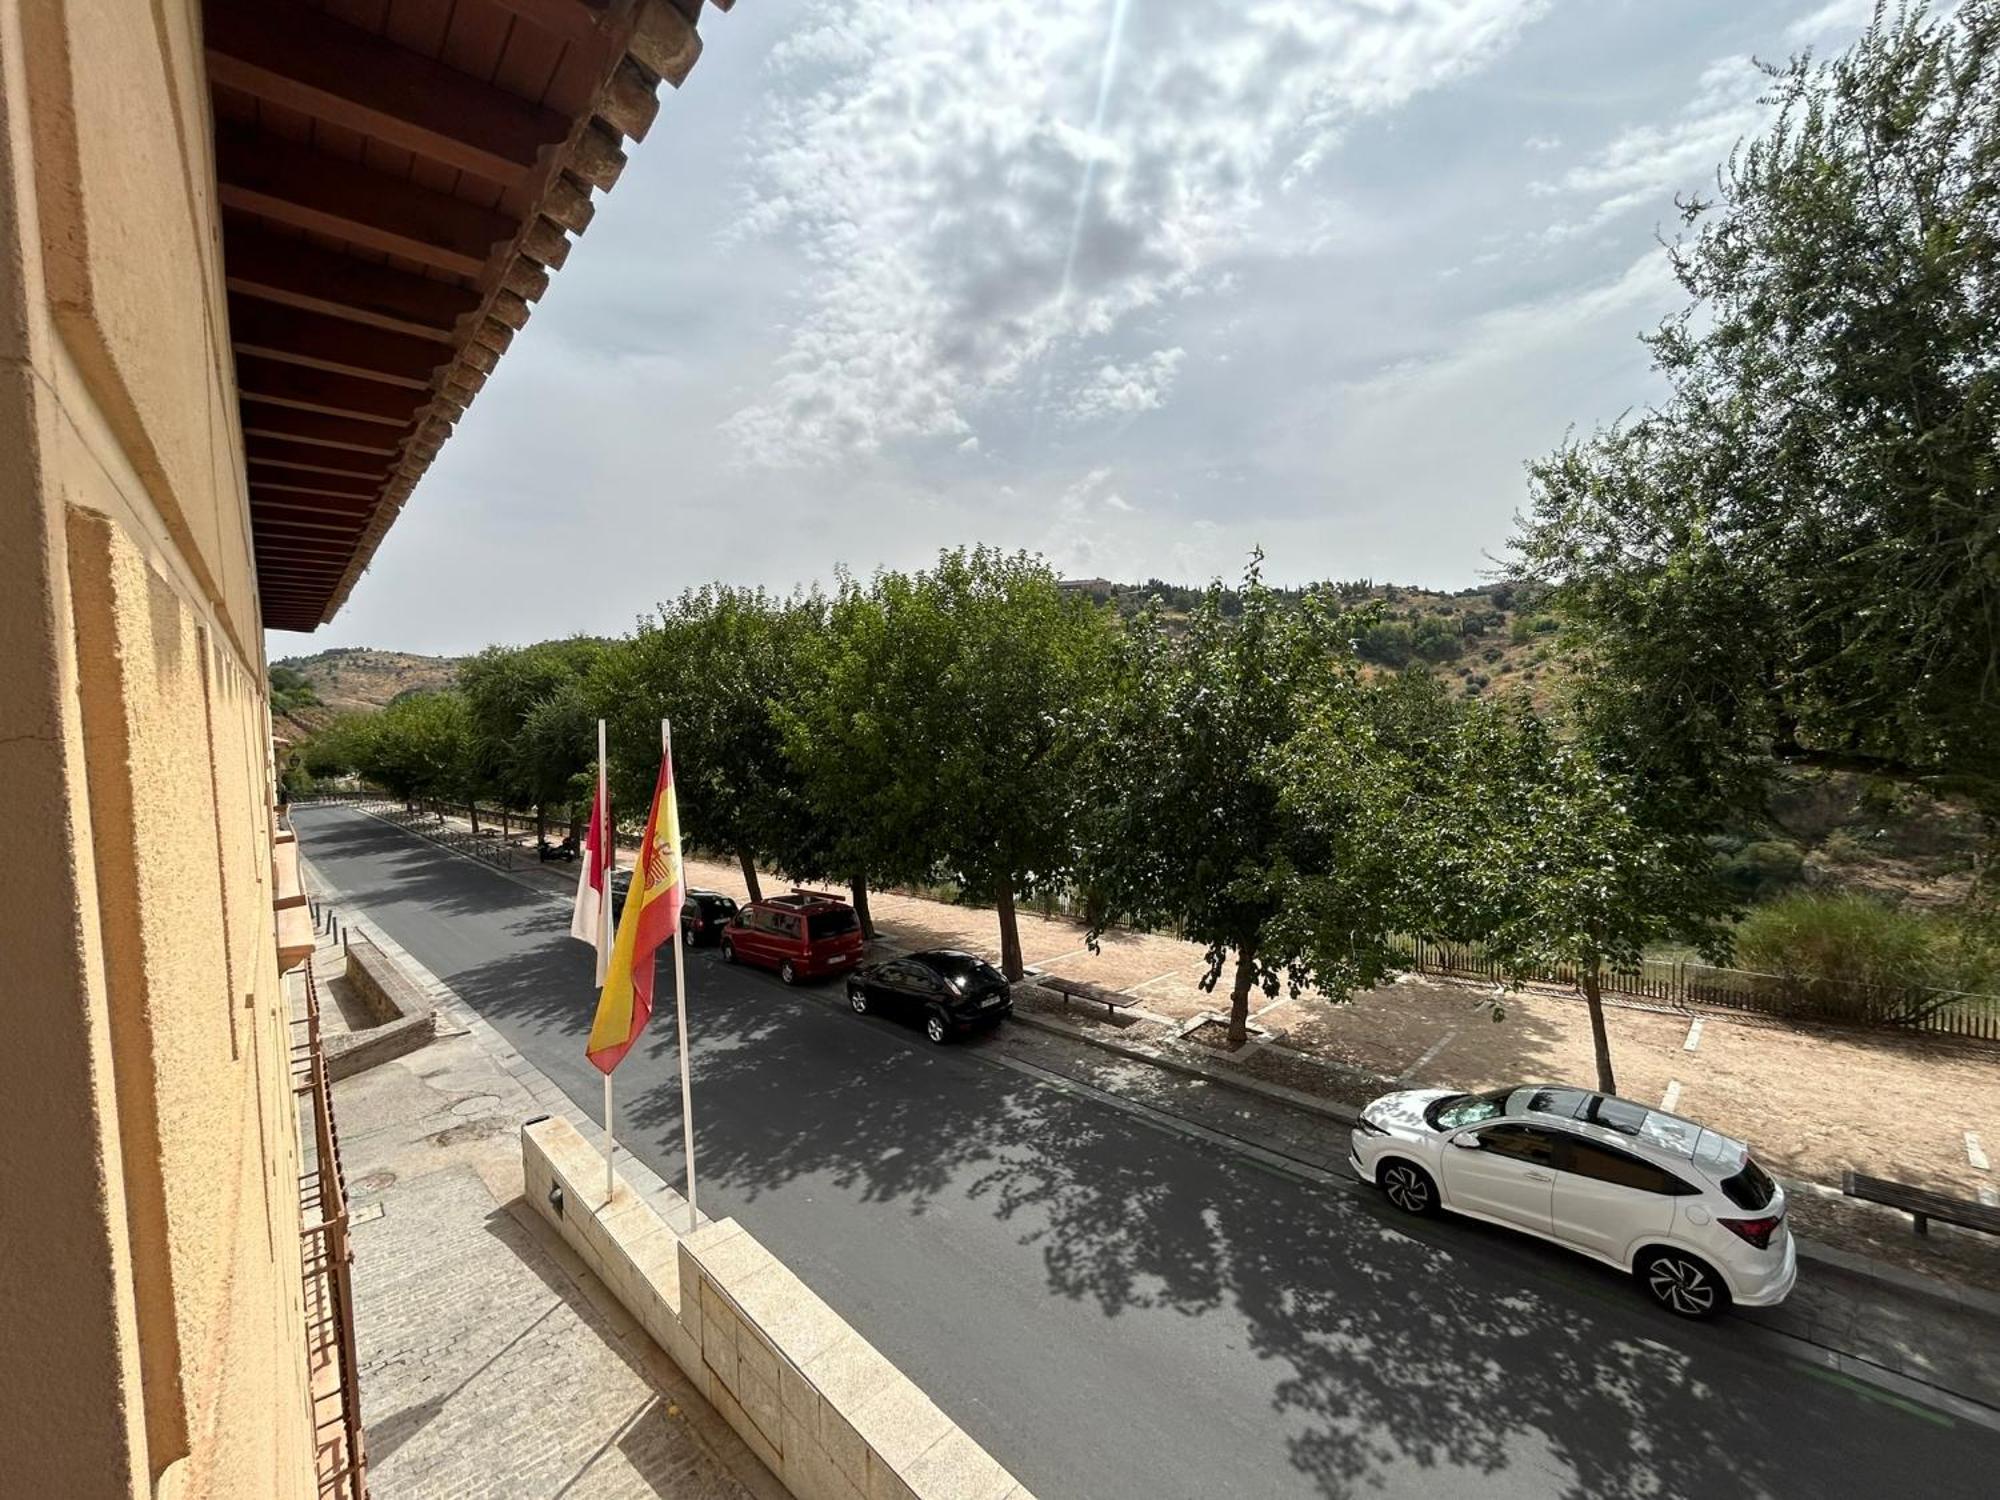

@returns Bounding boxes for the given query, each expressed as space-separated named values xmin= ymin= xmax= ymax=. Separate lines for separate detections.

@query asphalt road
xmin=296 ymin=806 xmax=1997 ymax=1500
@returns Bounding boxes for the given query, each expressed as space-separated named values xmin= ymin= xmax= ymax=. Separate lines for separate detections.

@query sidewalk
xmin=295 ymin=919 xmax=780 ymax=1500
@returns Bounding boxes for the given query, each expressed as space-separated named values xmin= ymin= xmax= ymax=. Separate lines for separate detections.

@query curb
xmin=1010 ymin=997 xmax=2000 ymax=1327
xmin=1789 ymin=1236 xmax=2000 ymax=1319
xmin=1009 ymin=1004 xmax=1360 ymax=1126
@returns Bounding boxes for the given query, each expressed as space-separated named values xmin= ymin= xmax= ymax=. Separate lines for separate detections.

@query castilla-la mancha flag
xmin=585 ymin=743 xmax=682 ymax=1073
xmin=569 ymin=762 xmax=613 ymax=981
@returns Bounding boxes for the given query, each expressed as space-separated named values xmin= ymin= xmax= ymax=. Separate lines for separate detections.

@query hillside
xmin=269 ymin=647 xmax=459 ymax=742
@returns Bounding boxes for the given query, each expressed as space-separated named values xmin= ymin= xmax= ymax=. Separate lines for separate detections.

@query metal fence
xmin=1398 ymin=936 xmax=2000 ymax=1044
xmin=291 ymin=959 xmax=368 ymax=1500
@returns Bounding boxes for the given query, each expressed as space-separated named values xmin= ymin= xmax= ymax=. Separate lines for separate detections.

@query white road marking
xmin=1661 ymin=1080 xmax=1682 ymax=1113
xmin=1397 ymin=1029 xmax=1459 ymax=1083
xmin=1967 ymin=1132 xmax=1990 ymax=1172
xmin=1124 ymin=967 xmax=1190 ymax=996
xmin=1683 ymin=1017 xmax=1703 ymax=1052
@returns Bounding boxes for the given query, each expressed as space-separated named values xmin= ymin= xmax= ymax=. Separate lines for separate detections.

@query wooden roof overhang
xmin=203 ymin=0 xmax=725 ymax=632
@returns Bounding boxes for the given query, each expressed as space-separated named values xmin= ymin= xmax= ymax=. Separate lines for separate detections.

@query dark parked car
xmin=606 ymin=876 xmax=737 ymax=950
xmin=680 ymin=889 xmax=739 ymax=947
xmin=845 ymin=949 xmax=1013 ymax=1044
xmin=721 ymin=891 xmax=865 ymax=983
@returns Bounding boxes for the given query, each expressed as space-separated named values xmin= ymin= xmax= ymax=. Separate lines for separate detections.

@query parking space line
xmin=1661 ymin=1080 xmax=1682 ymax=1112
xmin=1683 ymin=1017 xmax=1703 ymax=1052
xmin=1125 ymin=967 xmax=1190 ymax=996
xmin=1396 ymin=1029 xmax=1458 ymax=1083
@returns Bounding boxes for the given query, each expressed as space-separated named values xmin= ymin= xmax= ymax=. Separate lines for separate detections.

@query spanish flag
xmin=585 ymin=741 xmax=683 ymax=1073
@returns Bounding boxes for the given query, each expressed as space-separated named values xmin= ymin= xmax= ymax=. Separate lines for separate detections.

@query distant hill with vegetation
xmin=269 ymin=647 xmax=460 ymax=742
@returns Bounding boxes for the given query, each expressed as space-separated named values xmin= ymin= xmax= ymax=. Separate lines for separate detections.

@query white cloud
xmin=1063 ymin=347 xmax=1185 ymax=424
xmin=1532 ymin=52 xmax=1771 ymax=243
xmin=1523 ymin=132 xmax=1563 ymax=151
xmin=1787 ymin=0 xmax=1876 ymax=42
xmin=722 ymin=0 xmax=1551 ymax=466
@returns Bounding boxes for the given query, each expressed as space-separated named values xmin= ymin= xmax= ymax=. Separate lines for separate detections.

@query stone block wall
xmin=523 ymin=1116 xmax=1031 ymax=1500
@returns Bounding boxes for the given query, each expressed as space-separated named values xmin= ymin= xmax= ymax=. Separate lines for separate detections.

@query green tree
xmin=459 ymin=638 xmax=608 ymax=835
xmin=1446 ymin=706 xmax=1736 ymax=1094
xmin=351 ymin=690 xmax=473 ymax=805
xmin=1083 ymin=559 xmax=1384 ymax=1044
xmin=597 ymin=587 xmax=798 ymax=902
xmin=1516 ymin=2 xmax=2000 ymax=814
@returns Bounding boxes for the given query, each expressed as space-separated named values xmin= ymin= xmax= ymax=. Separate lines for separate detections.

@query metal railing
xmin=292 ymin=959 xmax=368 ymax=1500
xmin=1398 ymin=935 xmax=2000 ymax=1045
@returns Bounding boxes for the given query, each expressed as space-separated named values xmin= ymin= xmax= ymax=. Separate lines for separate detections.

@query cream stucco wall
xmin=0 ymin=1 xmax=316 ymax=1496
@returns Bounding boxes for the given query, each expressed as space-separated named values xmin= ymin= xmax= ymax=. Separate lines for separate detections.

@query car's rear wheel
xmin=1638 ymin=1249 xmax=1727 ymax=1319
xmin=1377 ymin=1159 xmax=1438 ymax=1217
xmin=720 ymin=938 xmax=736 ymax=964
xmin=685 ymin=927 xmax=699 ymax=949
xmin=780 ymin=960 xmax=798 ymax=985
xmin=924 ymin=1011 xmax=949 ymax=1045
xmin=849 ymin=987 xmax=868 ymax=1015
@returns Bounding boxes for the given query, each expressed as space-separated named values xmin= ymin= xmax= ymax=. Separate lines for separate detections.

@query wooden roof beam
xmin=238 ymin=407 xmax=412 ymax=455
xmin=205 ymin=0 xmax=569 ymax=188
xmin=222 ymin=223 xmax=477 ymax=339
xmin=235 ymin=355 xmax=435 ymax=424
xmin=245 ymin=436 xmax=389 ymax=478
xmin=228 ymin=296 xmax=449 ymax=389
xmin=215 ymin=126 xmax=514 ymax=278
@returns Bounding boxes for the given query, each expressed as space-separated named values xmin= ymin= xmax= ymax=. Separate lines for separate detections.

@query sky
xmin=271 ymin=0 xmax=1886 ymax=658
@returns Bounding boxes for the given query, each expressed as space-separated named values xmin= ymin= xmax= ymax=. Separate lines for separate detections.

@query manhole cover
xmin=448 ymin=1093 xmax=501 ymax=1117
xmin=354 ymin=1170 xmax=396 ymax=1193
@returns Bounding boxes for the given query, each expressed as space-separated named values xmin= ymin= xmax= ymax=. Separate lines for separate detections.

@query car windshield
xmin=923 ymin=952 xmax=1006 ymax=988
xmin=807 ymin=908 xmax=859 ymax=940
xmin=1427 ymin=1091 xmax=1509 ymax=1130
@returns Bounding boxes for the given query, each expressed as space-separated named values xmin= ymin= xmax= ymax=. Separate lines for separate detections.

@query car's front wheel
xmin=924 ymin=1011 xmax=949 ymax=1045
xmin=1638 ymin=1249 xmax=1728 ymax=1320
xmin=780 ymin=960 xmax=798 ymax=985
xmin=849 ymin=986 xmax=869 ymax=1015
xmin=1377 ymin=1159 xmax=1438 ymax=1217
xmin=720 ymin=938 xmax=736 ymax=964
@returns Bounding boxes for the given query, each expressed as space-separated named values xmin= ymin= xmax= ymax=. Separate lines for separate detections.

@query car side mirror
xmin=1452 ymin=1132 xmax=1481 ymax=1149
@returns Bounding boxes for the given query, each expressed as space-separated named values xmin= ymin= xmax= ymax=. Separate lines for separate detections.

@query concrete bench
xmin=1037 ymin=973 xmax=1139 ymax=1021
xmin=1844 ymin=1170 xmax=2000 ymax=1238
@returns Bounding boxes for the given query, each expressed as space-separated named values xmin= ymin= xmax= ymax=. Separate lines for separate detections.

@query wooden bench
xmin=1037 ymin=974 xmax=1139 ymax=1021
xmin=1843 ymin=1170 xmax=2000 ymax=1238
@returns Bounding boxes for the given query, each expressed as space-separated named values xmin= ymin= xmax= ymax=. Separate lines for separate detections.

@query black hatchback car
xmin=846 ymin=949 xmax=1013 ymax=1044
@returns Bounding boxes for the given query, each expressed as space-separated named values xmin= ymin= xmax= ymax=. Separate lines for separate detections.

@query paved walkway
xmin=300 ymin=921 xmax=778 ymax=1500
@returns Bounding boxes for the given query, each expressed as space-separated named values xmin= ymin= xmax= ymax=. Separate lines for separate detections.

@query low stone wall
xmin=524 ymin=1116 xmax=1033 ymax=1500
xmin=324 ymin=936 xmax=434 ymax=1079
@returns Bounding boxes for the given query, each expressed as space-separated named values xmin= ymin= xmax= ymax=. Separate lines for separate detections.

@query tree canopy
xmin=1515 ymin=0 xmax=2000 ymax=814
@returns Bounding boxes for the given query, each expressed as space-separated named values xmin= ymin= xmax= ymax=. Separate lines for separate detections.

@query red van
xmin=719 ymin=891 xmax=865 ymax=984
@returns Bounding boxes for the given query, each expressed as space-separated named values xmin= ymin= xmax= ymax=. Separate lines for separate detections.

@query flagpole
xmin=599 ymin=717 xmax=615 ymax=1205
xmin=666 ymin=716 xmax=699 ymax=1233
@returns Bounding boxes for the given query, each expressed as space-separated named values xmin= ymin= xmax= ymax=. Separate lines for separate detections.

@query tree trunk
xmin=849 ymin=875 xmax=876 ymax=939
xmin=995 ymin=880 xmax=1024 ymax=982
xmin=469 ymin=801 xmax=479 ymax=834
xmin=536 ymin=804 xmax=547 ymax=845
xmin=1226 ymin=941 xmax=1260 ymax=1048
xmin=737 ymin=847 xmax=764 ymax=904
xmin=1581 ymin=966 xmax=1616 ymax=1095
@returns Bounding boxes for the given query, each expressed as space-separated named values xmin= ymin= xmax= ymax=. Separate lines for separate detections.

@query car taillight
xmin=1719 ymin=1215 xmax=1783 ymax=1250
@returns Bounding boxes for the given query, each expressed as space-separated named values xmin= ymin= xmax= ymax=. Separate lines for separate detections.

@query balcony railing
xmin=292 ymin=958 xmax=368 ymax=1500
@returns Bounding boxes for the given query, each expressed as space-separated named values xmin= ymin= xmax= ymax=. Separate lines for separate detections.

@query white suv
xmin=1350 ymin=1084 xmax=1795 ymax=1318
